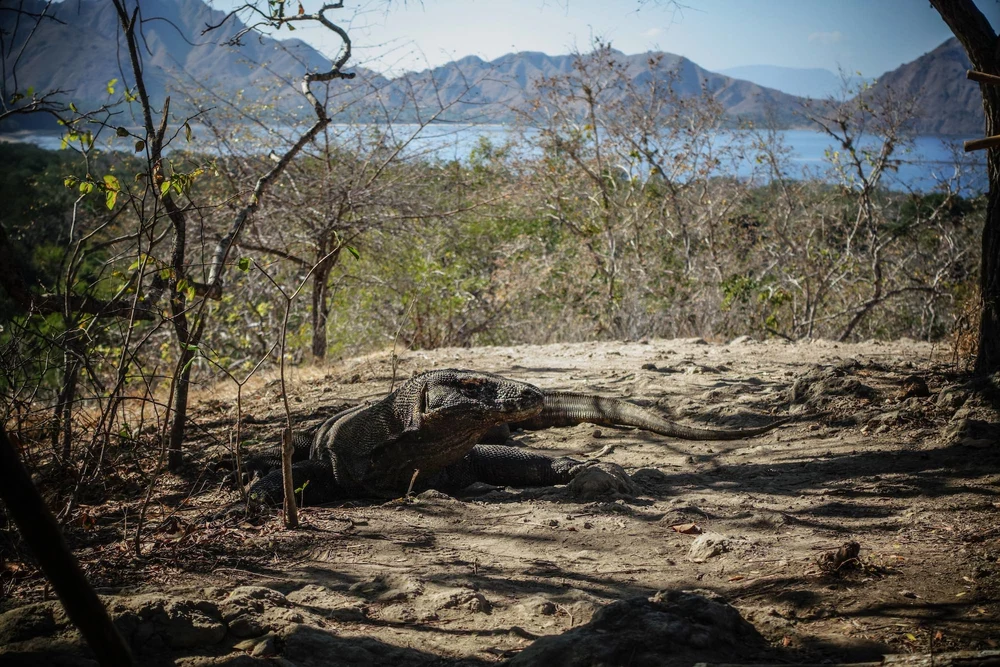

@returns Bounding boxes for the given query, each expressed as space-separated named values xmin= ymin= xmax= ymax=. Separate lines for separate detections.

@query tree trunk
xmin=978 ymin=139 xmax=1000 ymax=374
xmin=167 ymin=319 xmax=204 ymax=472
xmin=310 ymin=248 xmax=339 ymax=360
xmin=311 ymin=264 xmax=331 ymax=360
xmin=167 ymin=347 xmax=194 ymax=471
xmin=53 ymin=350 xmax=80 ymax=463
xmin=0 ymin=428 xmax=135 ymax=666
xmin=929 ymin=0 xmax=1000 ymax=374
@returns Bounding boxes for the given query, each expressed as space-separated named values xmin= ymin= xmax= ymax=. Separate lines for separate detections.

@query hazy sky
xmin=238 ymin=1 xmax=1000 ymax=77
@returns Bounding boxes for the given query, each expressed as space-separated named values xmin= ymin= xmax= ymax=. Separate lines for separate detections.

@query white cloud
xmin=808 ymin=30 xmax=844 ymax=45
xmin=642 ymin=27 xmax=663 ymax=38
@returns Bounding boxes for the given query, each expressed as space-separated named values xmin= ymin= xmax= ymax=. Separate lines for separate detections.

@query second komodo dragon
xmin=247 ymin=368 xmax=790 ymax=505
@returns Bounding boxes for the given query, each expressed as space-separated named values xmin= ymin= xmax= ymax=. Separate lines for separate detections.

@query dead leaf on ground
xmin=670 ymin=523 xmax=702 ymax=534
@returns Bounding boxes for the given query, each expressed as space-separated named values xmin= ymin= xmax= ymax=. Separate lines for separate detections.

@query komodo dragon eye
xmin=453 ymin=377 xmax=499 ymax=401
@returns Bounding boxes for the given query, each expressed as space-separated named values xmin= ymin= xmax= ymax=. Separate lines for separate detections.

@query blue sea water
xmin=1 ymin=124 xmax=986 ymax=194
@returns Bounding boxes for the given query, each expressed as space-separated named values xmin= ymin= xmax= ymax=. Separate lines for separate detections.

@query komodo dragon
xmin=246 ymin=368 xmax=791 ymax=505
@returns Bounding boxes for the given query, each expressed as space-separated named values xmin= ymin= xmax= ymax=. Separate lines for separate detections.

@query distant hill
xmin=867 ymin=37 xmax=982 ymax=136
xmin=717 ymin=65 xmax=858 ymax=99
xmin=0 ymin=0 xmax=806 ymax=129
xmin=0 ymin=0 xmax=382 ymax=127
xmin=379 ymin=50 xmax=805 ymax=125
xmin=0 ymin=0 xmax=986 ymax=136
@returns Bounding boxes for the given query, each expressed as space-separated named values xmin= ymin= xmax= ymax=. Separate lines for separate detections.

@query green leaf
xmin=103 ymin=175 xmax=119 ymax=209
xmin=106 ymin=78 xmax=118 ymax=95
xmin=68 ymin=102 xmax=77 ymax=113
xmin=26 ymin=87 xmax=34 ymax=97
xmin=237 ymin=257 xmax=251 ymax=272
xmin=116 ymin=126 xmax=129 ymax=138
xmin=10 ymin=92 xmax=23 ymax=104
xmin=63 ymin=177 xmax=78 ymax=189
xmin=184 ymin=122 xmax=193 ymax=142
xmin=346 ymin=246 xmax=360 ymax=260
xmin=181 ymin=354 xmax=198 ymax=375
xmin=79 ymin=181 xmax=94 ymax=195
xmin=184 ymin=343 xmax=199 ymax=351
xmin=185 ymin=286 xmax=196 ymax=301
xmin=176 ymin=278 xmax=189 ymax=293
xmin=135 ymin=139 xmax=145 ymax=152
xmin=160 ymin=180 xmax=171 ymax=196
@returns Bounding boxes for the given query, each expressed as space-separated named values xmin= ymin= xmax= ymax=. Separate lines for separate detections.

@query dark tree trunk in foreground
xmin=0 ymin=429 xmax=134 ymax=666
xmin=931 ymin=0 xmax=1000 ymax=374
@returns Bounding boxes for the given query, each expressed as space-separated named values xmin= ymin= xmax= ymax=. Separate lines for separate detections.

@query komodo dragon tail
xmin=512 ymin=391 xmax=791 ymax=440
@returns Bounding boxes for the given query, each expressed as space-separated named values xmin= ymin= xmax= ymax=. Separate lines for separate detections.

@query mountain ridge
xmin=0 ymin=0 xmax=984 ymax=136
xmin=716 ymin=65 xmax=854 ymax=99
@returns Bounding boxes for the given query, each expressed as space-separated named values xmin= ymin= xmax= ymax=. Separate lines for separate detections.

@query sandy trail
xmin=3 ymin=338 xmax=999 ymax=665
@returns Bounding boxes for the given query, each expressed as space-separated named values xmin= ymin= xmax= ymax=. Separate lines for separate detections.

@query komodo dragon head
xmin=415 ymin=369 xmax=544 ymax=425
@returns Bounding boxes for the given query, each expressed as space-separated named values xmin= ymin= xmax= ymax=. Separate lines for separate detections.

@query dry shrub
xmin=952 ymin=287 xmax=980 ymax=371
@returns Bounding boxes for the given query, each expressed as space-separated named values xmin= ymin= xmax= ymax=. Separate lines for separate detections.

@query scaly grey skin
xmin=249 ymin=369 xmax=548 ymax=504
xmin=516 ymin=391 xmax=792 ymax=440
xmin=321 ymin=369 xmax=544 ymax=496
xmin=246 ymin=369 xmax=791 ymax=506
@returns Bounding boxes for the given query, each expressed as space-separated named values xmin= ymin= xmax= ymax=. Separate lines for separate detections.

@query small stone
xmin=937 ymin=385 xmax=969 ymax=410
xmin=234 ymin=638 xmax=259 ymax=651
xmin=327 ymin=605 xmax=366 ymax=622
xmin=250 ymin=635 xmax=277 ymax=657
xmin=567 ymin=463 xmax=638 ymax=499
xmin=898 ymin=375 xmax=930 ymax=399
xmin=689 ymin=532 xmax=733 ymax=561
xmin=228 ymin=615 xmax=266 ymax=638
xmin=464 ymin=593 xmax=491 ymax=613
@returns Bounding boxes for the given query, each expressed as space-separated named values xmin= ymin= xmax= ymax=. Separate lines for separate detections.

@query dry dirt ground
xmin=3 ymin=337 xmax=1000 ymax=666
